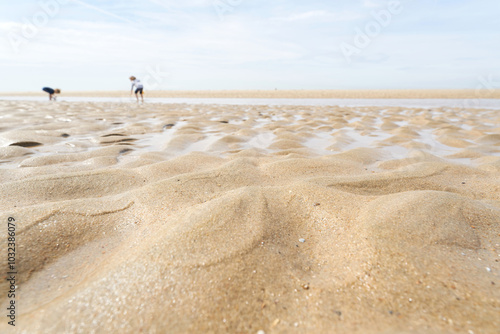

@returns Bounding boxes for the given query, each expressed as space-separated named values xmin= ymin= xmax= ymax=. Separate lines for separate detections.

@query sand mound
xmin=359 ymin=191 xmax=489 ymax=251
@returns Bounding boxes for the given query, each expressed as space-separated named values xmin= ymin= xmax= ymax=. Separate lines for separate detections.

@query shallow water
xmin=1 ymin=101 xmax=499 ymax=170
xmin=2 ymin=96 xmax=500 ymax=109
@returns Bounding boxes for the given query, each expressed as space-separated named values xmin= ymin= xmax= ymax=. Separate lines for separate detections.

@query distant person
xmin=129 ymin=76 xmax=144 ymax=102
xmin=42 ymin=87 xmax=61 ymax=101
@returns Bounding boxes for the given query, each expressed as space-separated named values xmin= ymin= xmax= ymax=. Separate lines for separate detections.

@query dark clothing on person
xmin=43 ymin=87 xmax=55 ymax=94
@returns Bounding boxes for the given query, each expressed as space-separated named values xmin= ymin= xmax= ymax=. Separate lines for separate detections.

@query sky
xmin=0 ymin=0 xmax=499 ymax=91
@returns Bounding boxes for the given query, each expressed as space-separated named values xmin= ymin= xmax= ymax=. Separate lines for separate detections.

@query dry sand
xmin=2 ymin=89 xmax=500 ymax=99
xmin=0 ymin=100 xmax=499 ymax=333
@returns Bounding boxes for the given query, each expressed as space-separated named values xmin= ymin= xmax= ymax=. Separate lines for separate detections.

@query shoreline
xmin=2 ymin=96 xmax=500 ymax=109
xmin=2 ymin=89 xmax=500 ymax=99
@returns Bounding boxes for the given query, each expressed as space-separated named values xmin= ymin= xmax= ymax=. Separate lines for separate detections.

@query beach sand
xmin=0 ymin=100 xmax=499 ymax=333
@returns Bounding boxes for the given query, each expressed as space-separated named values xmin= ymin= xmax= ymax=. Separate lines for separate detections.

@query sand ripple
xmin=0 ymin=101 xmax=499 ymax=333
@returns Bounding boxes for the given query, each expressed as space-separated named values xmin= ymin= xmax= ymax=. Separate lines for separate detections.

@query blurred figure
xmin=129 ymin=76 xmax=144 ymax=102
xmin=42 ymin=87 xmax=61 ymax=101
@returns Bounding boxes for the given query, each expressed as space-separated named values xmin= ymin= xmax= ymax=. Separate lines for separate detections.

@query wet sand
xmin=0 ymin=100 xmax=499 ymax=333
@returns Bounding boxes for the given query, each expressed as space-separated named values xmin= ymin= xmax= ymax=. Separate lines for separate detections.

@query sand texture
xmin=0 ymin=101 xmax=499 ymax=333
xmin=2 ymin=89 xmax=500 ymax=99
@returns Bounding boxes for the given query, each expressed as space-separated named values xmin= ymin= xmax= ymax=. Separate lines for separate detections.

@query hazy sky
xmin=0 ymin=0 xmax=499 ymax=91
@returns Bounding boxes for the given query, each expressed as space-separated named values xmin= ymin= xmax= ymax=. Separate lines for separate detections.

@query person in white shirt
xmin=129 ymin=76 xmax=144 ymax=102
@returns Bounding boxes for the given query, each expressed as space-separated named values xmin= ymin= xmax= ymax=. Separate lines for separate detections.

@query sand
xmin=0 ymin=100 xmax=499 ymax=333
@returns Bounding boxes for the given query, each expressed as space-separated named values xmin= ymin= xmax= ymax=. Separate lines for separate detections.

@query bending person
xmin=42 ymin=87 xmax=61 ymax=101
xmin=129 ymin=76 xmax=144 ymax=102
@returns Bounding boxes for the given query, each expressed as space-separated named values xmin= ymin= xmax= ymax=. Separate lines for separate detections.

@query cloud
xmin=272 ymin=10 xmax=334 ymax=22
xmin=271 ymin=9 xmax=362 ymax=23
xmin=362 ymin=0 xmax=386 ymax=8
